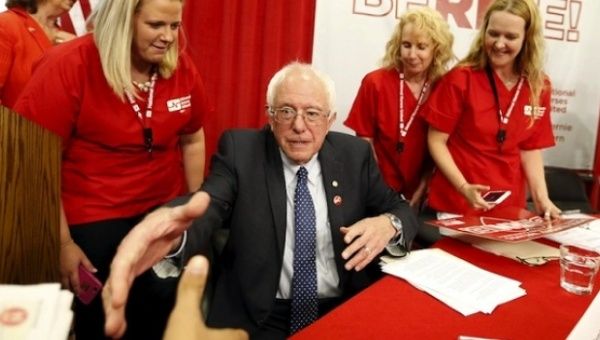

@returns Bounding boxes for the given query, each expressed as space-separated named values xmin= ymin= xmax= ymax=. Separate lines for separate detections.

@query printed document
xmin=382 ymin=248 xmax=525 ymax=316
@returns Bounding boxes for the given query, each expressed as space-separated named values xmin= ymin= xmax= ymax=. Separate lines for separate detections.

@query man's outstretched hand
xmin=103 ymin=192 xmax=210 ymax=338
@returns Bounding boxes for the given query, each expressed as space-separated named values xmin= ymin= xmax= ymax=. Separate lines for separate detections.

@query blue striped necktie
xmin=290 ymin=166 xmax=318 ymax=333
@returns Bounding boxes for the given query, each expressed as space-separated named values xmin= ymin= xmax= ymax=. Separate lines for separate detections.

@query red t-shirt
xmin=345 ymin=68 xmax=430 ymax=198
xmin=422 ymin=66 xmax=555 ymax=214
xmin=0 ymin=8 xmax=53 ymax=109
xmin=15 ymin=34 xmax=210 ymax=224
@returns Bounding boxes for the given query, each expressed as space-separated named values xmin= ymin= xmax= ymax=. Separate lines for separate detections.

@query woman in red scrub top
xmin=345 ymin=6 xmax=454 ymax=210
xmin=423 ymin=0 xmax=560 ymax=219
xmin=15 ymin=0 xmax=211 ymax=338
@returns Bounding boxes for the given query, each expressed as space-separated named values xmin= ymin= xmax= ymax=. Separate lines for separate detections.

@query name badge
xmin=167 ymin=95 xmax=192 ymax=113
xmin=523 ymin=105 xmax=546 ymax=119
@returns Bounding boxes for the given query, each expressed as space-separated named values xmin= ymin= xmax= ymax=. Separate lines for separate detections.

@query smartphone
xmin=77 ymin=265 xmax=102 ymax=305
xmin=481 ymin=190 xmax=511 ymax=205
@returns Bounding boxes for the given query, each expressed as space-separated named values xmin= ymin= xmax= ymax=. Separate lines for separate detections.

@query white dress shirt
xmin=276 ymin=151 xmax=341 ymax=299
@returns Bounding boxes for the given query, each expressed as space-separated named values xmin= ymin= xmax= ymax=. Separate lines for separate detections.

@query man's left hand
xmin=340 ymin=215 xmax=396 ymax=271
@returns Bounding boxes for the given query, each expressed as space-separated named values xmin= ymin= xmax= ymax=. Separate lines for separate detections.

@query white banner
xmin=313 ymin=0 xmax=600 ymax=170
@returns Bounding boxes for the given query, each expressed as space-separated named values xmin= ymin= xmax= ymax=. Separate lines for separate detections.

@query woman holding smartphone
xmin=423 ymin=0 xmax=560 ymax=218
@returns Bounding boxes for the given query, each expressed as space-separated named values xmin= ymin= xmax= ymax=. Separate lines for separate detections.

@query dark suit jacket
xmin=184 ymin=127 xmax=418 ymax=334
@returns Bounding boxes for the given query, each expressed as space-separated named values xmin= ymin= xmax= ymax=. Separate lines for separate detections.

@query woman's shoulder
xmin=436 ymin=65 xmax=483 ymax=85
xmin=43 ymin=34 xmax=96 ymax=62
xmin=355 ymin=67 xmax=398 ymax=91
xmin=363 ymin=67 xmax=397 ymax=81
xmin=447 ymin=65 xmax=479 ymax=77
xmin=32 ymin=34 xmax=98 ymax=80
xmin=0 ymin=8 xmax=28 ymax=31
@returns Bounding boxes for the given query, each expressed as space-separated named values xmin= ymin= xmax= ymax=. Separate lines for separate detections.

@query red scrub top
xmin=15 ymin=34 xmax=210 ymax=225
xmin=0 ymin=7 xmax=53 ymax=109
xmin=345 ymin=68 xmax=430 ymax=198
xmin=422 ymin=66 xmax=555 ymax=214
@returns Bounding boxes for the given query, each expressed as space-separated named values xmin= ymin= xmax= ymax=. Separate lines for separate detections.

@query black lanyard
xmin=485 ymin=65 xmax=524 ymax=149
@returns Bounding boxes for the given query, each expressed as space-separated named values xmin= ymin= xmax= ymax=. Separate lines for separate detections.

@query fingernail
xmin=187 ymin=256 xmax=207 ymax=275
xmin=342 ymin=252 xmax=348 ymax=259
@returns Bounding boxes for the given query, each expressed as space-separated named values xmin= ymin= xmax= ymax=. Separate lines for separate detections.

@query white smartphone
xmin=481 ymin=190 xmax=511 ymax=205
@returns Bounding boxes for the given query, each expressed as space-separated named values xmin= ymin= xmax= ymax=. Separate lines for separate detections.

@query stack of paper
xmin=0 ymin=283 xmax=73 ymax=340
xmin=545 ymin=215 xmax=600 ymax=252
xmin=382 ymin=248 xmax=526 ymax=316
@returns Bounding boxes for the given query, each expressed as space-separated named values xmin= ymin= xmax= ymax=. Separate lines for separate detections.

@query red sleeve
xmin=520 ymin=78 xmax=555 ymax=150
xmin=344 ymin=74 xmax=377 ymax=137
xmin=422 ymin=67 xmax=468 ymax=134
xmin=14 ymin=45 xmax=81 ymax=147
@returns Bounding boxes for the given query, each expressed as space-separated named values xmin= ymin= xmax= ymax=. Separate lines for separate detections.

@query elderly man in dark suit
xmin=103 ymin=62 xmax=418 ymax=339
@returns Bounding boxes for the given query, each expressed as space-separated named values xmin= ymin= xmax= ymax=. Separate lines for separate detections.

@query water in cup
xmin=559 ymin=244 xmax=600 ymax=295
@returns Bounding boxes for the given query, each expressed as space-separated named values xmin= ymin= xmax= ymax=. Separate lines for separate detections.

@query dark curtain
xmin=182 ymin=1 xmax=316 ymax=173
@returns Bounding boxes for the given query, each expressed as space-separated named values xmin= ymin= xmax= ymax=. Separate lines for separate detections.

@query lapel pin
xmin=332 ymin=180 xmax=338 ymax=187
xmin=333 ymin=195 xmax=342 ymax=206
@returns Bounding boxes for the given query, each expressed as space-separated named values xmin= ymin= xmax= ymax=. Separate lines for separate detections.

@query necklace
xmin=397 ymin=71 xmax=429 ymax=152
xmin=132 ymin=80 xmax=152 ymax=93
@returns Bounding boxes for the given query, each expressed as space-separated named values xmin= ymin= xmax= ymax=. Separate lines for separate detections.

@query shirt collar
xmin=279 ymin=150 xmax=320 ymax=186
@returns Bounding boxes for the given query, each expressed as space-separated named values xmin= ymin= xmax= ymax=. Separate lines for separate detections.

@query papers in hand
xmin=382 ymin=248 xmax=526 ymax=316
xmin=0 ymin=283 xmax=73 ymax=340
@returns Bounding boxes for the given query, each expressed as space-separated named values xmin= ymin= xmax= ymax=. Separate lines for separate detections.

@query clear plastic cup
xmin=559 ymin=244 xmax=600 ymax=295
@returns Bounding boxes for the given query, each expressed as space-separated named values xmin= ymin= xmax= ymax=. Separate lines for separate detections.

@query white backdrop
xmin=313 ymin=0 xmax=600 ymax=170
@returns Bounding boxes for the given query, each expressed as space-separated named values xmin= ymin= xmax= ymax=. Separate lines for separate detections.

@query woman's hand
xmin=533 ymin=197 xmax=561 ymax=220
xmin=459 ymin=182 xmax=493 ymax=211
xmin=60 ymin=239 xmax=96 ymax=295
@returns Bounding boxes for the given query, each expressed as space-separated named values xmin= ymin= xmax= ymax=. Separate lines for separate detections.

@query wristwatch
xmin=384 ymin=213 xmax=407 ymax=257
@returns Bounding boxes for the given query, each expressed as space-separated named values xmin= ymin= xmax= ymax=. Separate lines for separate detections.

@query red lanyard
xmin=485 ymin=65 xmax=524 ymax=149
xmin=397 ymin=71 xmax=429 ymax=152
xmin=125 ymin=72 xmax=158 ymax=154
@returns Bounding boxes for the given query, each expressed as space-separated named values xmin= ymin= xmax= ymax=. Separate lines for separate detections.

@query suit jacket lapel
xmin=318 ymin=138 xmax=347 ymax=285
xmin=263 ymin=128 xmax=287 ymax=263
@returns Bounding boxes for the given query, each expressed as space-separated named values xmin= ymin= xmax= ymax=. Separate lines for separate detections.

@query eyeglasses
xmin=516 ymin=256 xmax=560 ymax=266
xmin=268 ymin=106 xmax=329 ymax=125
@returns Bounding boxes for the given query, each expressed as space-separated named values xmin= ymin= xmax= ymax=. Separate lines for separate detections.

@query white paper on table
xmin=49 ymin=290 xmax=74 ymax=340
xmin=382 ymin=248 xmax=526 ymax=316
xmin=567 ymin=288 xmax=600 ymax=340
xmin=545 ymin=217 xmax=600 ymax=252
xmin=0 ymin=283 xmax=73 ymax=340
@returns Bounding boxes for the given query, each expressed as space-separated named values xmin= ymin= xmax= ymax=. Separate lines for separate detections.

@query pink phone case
xmin=77 ymin=265 xmax=102 ymax=305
